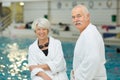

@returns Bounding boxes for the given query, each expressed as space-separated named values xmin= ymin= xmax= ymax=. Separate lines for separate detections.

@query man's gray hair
xmin=72 ymin=4 xmax=89 ymax=14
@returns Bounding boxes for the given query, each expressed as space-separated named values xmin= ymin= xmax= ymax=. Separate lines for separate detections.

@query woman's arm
xmin=29 ymin=64 xmax=51 ymax=71
xmin=28 ymin=47 xmax=51 ymax=78
xmin=36 ymin=71 xmax=52 ymax=80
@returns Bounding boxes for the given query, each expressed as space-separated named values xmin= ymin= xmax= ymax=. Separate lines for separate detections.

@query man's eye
xmin=77 ymin=15 xmax=81 ymax=18
xmin=72 ymin=16 xmax=75 ymax=19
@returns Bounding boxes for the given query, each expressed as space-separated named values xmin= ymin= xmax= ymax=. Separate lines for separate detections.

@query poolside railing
xmin=0 ymin=13 xmax=12 ymax=32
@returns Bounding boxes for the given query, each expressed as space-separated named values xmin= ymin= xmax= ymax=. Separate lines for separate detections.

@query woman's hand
xmin=29 ymin=65 xmax=39 ymax=71
xmin=37 ymin=72 xmax=52 ymax=80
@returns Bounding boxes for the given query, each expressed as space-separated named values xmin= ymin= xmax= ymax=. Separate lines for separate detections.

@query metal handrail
xmin=0 ymin=13 xmax=12 ymax=32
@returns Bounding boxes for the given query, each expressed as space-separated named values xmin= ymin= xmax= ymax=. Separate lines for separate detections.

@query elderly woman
xmin=28 ymin=17 xmax=68 ymax=80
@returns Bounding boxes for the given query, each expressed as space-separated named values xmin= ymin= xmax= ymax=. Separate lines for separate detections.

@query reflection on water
xmin=7 ymin=43 xmax=28 ymax=79
xmin=0 ymin=37 xmax=32 ymax=80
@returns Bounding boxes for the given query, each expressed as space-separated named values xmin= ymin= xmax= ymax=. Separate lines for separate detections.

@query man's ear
xmin=47 ymin=29 xmax=49 ymax=34
xmin=86 ymin=13 xmax=90 ymax=20
xmin=84 ymin=13 xmax=90 ymax=21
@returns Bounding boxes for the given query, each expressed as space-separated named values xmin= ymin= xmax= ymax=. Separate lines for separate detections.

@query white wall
xmin=24 ymin=1 xmax=48 ymax=23
xmin=23 ymin=0 xmax=119 ymax=25
xmin=88 ymin=0 xmax=117 ymax=25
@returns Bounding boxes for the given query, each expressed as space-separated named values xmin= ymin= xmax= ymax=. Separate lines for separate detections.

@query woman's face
xmin=35 ymin=26 xmax=49 ymax=40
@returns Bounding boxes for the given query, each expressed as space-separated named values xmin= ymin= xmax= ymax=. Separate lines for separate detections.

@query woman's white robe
xmin=28 ymin=36 xmax=68 ymax=80
xmin=72 ymin=23 xmax=107 ymax=80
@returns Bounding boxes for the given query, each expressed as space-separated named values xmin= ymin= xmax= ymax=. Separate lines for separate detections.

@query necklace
xmin=39 ymin=42 xmax=49 ymax=49
xmin=38 ymin=38 xmax=49 ymax=49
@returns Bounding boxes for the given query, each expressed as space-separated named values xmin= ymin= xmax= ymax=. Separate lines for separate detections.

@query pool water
xmin=0 ymin=36 xmax=120 ymax=80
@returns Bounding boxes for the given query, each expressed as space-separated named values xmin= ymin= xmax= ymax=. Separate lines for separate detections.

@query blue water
xmin=0 ymin=36 xmax=120 ymax=80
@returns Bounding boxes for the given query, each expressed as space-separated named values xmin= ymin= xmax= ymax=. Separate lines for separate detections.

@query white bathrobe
xmin=72 ymin=23 xmax=107 ymax=80
xmin=28 ymin=36 xmax=68 ymax=80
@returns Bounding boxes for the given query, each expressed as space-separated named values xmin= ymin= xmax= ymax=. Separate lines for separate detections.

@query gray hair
xmin=72 ymin=4 xmax=89 ymax=14
xmin=32 ymin=17 xmax=51 ymax=31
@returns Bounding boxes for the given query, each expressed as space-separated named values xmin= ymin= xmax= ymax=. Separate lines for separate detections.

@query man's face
xmin=72 ymin=7 xmax=88 ymax=32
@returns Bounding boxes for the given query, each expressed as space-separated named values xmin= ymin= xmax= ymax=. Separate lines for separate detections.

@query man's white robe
xmin=28 ymin=36 xmax=68 ymax=80
xmin=72 ymin=23 xmax=107 ymax=80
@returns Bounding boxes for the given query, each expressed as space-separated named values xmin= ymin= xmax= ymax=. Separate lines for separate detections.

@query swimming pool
xmin=0 ymin=36 xmax=120 ymax=80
